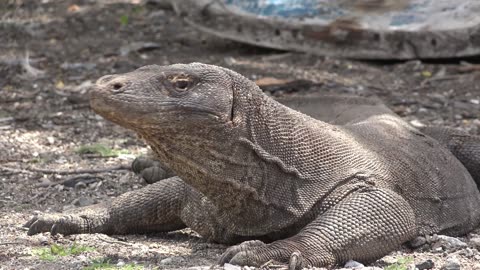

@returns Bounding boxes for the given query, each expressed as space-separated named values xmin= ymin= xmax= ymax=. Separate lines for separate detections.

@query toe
xmin=229 ymin=250 xmax=260 ymax=267
xmin=288 ymin=251 xmax=306 ymax=270
xmin=27 ymin=217 xmax=56 ymax=236
xmin=141 ymin=166 xmax=167 ymax=184
xmin=131 ymin=156 xmax=159 ymax=174
xmin=219 ymin=240 xmax=266 ymax=265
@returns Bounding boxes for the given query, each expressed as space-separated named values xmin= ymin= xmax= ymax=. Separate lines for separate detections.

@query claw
xmin=27 ymin=220 xmax=41 ymax=236
xmin=132 ymin=156 xmax=158 ymax=174
xmin=288 ymin=251 xmax=305 ymax=270
xmin=26 ymin=215 xmax=58 ymax=236
xmin=219 ymin=240 xmax=266 ymax=265
xmin=141 ymin=166 xmax=168 ymax=184
xmin=24 ymin=213 xmax=84 ymax=236
xmin=23 ymin=216 xmax=38 ymax=228
xmin=50 ymin=223 xmax=59 ymax=236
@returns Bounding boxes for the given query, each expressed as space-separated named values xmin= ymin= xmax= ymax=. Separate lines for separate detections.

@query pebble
xmin=409 ymin=119 xmax=425 ymax=127
xmin=416 ymin=259 xmax=434 ymax=270
xmin=160 ymin=256 xmax=185 ymax=265
xmin=410 ymin=236 xmax=427 ymax=248
xmin=224 ymin=263 xmax=242 ymax=270
xmin=344 ymin=260 xmax=364 ymax=268
xmin=37 ymin=235 xmax=49 ymax=246
xmin=75 ymin=254 xmax=88 ymax=264
xmin=433 ymin=235 xmax=467 ymax=251
xmin=441 ymin=257 xmax=461 ymax=270
xmin=72 ymin=196 xmax=94 ymax=207
xmin=469 ymin=237 xmax=480 ymax=250
xmin=160 ymin=257 xmax=173 ymax=265
xmin=457 ymin=247 xmax=476 ymax=258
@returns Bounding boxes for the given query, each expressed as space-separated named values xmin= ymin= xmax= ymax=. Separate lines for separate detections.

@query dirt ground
xmin=1 ymin=0 xmax=480 ymax=269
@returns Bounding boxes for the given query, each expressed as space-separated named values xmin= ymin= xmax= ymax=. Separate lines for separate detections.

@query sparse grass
xmin=119 ymin=14 xmax=129 ymax=26
xmin=119 ymin=5 xmax=143 ymax=26
xmin=28 ymin=157 xmax=45 ymax=164
xmin=75 ymin=144 xmax=129 ymax=157
xmin=84 ymin=258 xmax=144 ymax=270
xmin=32 ymin=243 xmax=95 ymax=261
xmin=385 ymin=256 xmax=414 ymax=270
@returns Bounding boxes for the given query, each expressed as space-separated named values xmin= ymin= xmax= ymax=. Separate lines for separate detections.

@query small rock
xmin=120 ymin=42 xmax=161 ymax=56
xmin=410 ymin=236 xmax=427 ymax=248
xmin=344 ymin=260 xmax=364 ymax=268
xmin=72 ymin=197 xmax=94 ymax=207
xmin=38 ymin=235 xmax=49 ymax=246
xmin=148 ymin=10 xmax=166 ymax=19
xmin=160 ymin=258 xmax=173 ymax=265
xmin=410 ymin=119 xmax=425 ymax=127
xmin=458 ymin=247 xmax=476 ymax=258
xmin=116 ymin=260 xmax=125 ymax=267
xmin=46 ymin=136 xmax=55 ymax=145
xmin=416 ymin=259 xmax=434 ymax=270
xmin=432 ymin=235 xmax=467 ymax=251
xmin=473 ymin=263 xmax=480 ymax=270
xmin=441 ymin=257 xmax=460 ymax=270
xmin=224 ymin=263 xmax=242 ymax=270
xmin=56 ymin=184 xmax=64 ymax=191
xmin=60 ymin=62 xmax=96 ymax=71
xmin=76 ymin=254 xmax=88 ymax=263
xmin=469 ymin=237 xmax=480 ymax=250
xmin=160 ymin=256 xmax=184 ymax=265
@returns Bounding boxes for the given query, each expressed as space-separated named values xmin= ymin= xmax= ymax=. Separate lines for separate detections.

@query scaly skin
xmin=25 ymin=63 xmax=480 ymax=269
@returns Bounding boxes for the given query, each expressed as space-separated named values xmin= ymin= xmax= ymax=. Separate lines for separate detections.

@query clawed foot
xmin=132 ymin=156 xmax=175 ymax=184
xmin=219 ymin=240 xmax=307 ymax=270
xmin=24 ymin=213 xmax=88 ymax=236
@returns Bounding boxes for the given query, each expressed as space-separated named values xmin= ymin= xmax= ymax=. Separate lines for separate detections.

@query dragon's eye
xmin=174 ymin=80 xmax=190 ymax=91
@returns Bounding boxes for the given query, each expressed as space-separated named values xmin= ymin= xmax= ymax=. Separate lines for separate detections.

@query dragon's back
xmin=344 ymin=114 xmax=480 ymax=236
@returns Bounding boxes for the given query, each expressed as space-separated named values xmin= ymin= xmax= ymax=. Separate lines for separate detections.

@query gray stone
xmin=469 ymin=237 xmax=480 ymax=250
xmin=224 ymin=263 xmax=242 ymax=270
xmin=410 ymin=236 xmax=427 ymax=248
xmin=433 ymin=235 xmax=467 ymax=251
xmin=441 ymin=257 xmax=461 ymax=270
xmin=344 ymin=260 xmax=364 ymax=268
xmin=160 ymin=256 xmax=185 ymax=265
xmin=72 ymin=196 xmax=94 ymax=207
xmin=416 ymin=259 xmax=434 ymax=270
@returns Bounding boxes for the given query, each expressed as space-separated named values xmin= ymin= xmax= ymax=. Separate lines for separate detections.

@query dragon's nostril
xmin=112 ymin=83 xmax=123 ymax=90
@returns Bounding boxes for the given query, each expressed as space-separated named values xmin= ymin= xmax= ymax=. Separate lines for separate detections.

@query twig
xmin=35 ymin=174 xmax=103 ymax=188
xmin=27 ymin=165 xmax=131 ymax=175
xmin=421 ymin=74 xmax=472 ymax=86
xmin=96 ymin=235 xmax=133 ymax=246
xmin=81 ymin=154 xmax=120 ymax=159
xmin=0 ymin=166 xmax=35 ymax=175
xmin=0 ymin=117 xmax=14 ymax=123
xmin=0 ymin=242 xmax=22 ymax=245
xmin=456 ymin=62 xmax=480 ymax=73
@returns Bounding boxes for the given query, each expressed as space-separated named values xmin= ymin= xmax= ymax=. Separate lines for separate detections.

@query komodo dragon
xmin=25 ymin=63 xmax=480 ymax=269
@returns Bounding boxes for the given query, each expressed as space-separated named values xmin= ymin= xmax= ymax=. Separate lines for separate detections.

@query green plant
xmin=32 ymin=242 xmax=95 ymax=261
xmin=385 ymin=256 xmax=414 ymax=270
xmin=120 ymin=14 xmax=129 ymax=26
